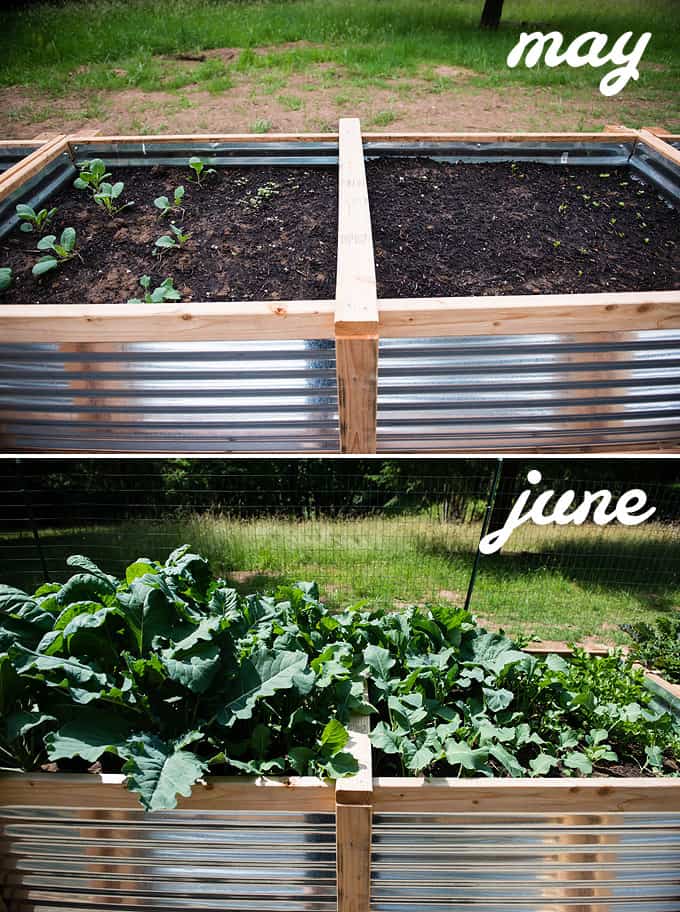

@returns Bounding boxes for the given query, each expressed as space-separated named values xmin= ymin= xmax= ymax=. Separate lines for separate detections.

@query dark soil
xmin=1 ymin=165 xmax=337 ymax=305
xmin=367 ymin=158 xmax=679 ymax=297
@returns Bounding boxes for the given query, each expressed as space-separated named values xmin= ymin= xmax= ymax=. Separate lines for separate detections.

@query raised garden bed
xmin=0 ymin=122 xmax=679 ymax=455
xmin=1 ymin=562 xmax=679 ymax=911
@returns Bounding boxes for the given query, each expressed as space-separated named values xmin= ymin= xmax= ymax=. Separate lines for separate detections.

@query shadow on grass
xmin=417 ymin=531 xmax=680 ymax=613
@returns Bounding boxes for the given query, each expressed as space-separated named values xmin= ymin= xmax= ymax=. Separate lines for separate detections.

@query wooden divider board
xmin=637 ymin=129 xmax=680 ymax=167
xmin=0 ymin=135 xmax=68 ymax=204
xmin=335 ymin=117 xmax=379 ymax=454
xmin=336 ymin=712 xmax=373 ymax=912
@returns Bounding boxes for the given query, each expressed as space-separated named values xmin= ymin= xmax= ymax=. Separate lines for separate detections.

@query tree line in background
xmin=1 ymin=459 xmax=679 ymax=531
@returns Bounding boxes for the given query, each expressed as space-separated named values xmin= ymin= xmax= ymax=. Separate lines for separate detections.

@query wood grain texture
xmin=336 ymin=335 xmax=378 ymax=454
xmin=0 ymin=300 xmax=335 ymax=343
xmin=67 ymin=132 xmax=338 ymax=144
xmin=0 ymin=773 xmax=334 ymax=812
xmin=638 ymin=129 xmax=680 ymax=167
xmin=336 ymin=803 xmax=372 ymax=912
xmin=335 ymin=117 xmax=378 ymax=331
xmin=361 ymin=131 xmax=637 ymax=142
xmin=336 ymin=711 xmax=373 ymax=805
xmin=0 ymin=135 xmax=68 ymax=203
xmin=0 ymin=140 xmax=47 ymax=148
xmin=372 ymin=777 xmax=680 ymax=813
xmin=378 ymin=291 xmax=680 ymax=338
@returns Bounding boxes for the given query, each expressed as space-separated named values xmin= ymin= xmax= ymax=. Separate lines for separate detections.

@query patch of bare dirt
xmin=0 ymin=60 xmax=677 ymax=139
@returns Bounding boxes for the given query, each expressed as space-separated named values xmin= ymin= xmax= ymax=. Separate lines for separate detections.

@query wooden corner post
xmin=335 ymin=118 xmax=379 ymax=453
xmin=336 ymin=712 xmax=373 ymax=912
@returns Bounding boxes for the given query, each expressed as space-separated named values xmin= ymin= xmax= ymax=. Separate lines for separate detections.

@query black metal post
xmin=464 ymin=457 xmax=503 ymax=612
xmin=16 ymin=458 xmax=50 ymax=582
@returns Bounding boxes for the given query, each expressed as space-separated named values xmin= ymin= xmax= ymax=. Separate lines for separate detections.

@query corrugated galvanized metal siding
xmin=631 ymin=143 xmax=680 ymax=205
xmin=377 ymin=331 xmax=680 ymax=451
xmin=363 ymin=139 xmax=635 ymax=167
xmin=371 ymin=811 xmax=680 ymax=911
xmin=0 ymin=152 xmax=74 ymax=238
xmin=0 ymin=340 xmax=339 ymax=453
xmin=0 ymin=807 xmax=337 ymax=912
xmin=0 ymin=147 xmax=39 ymax=171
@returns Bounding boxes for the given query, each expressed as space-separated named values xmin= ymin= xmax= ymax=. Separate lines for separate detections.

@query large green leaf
xmin=0 ymin=585 xmax=37 ymax=615
xmin=46 ymin=712 xmax=132 ymax=763
xmin=57 ymin=573 xmax=115 ymax=607
xmin=462 ymin=632 xmax=534 ymax=677
xmin=122 ymin=734 xmax=206 ymax=811
xmin=363 ymin=644 xmax=395 ymax=681
xmin=161 ymin=642 xmax=221 ymax=694
xmin=217 ymin=648 xmax=309 ymax=727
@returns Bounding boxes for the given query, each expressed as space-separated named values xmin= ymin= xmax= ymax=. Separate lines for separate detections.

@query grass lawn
xmin=1 ymin=513 xmax=678 ymax=645
xmin=1 ymin=0 xmax=677 ymax=136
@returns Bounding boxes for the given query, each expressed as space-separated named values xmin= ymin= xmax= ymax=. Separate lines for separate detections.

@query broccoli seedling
xmin=94 ymin=181 xmax=134 ymax=218
xmin=0 ymin=267 xmax=11 ymax=291
xmin=188 ymin=157 xmax=216 ymax=186
xmin=16 ymin=203 xmax=57 ymax=234
xmin=155 ymin=222 xmax=192 ymax=252
xmin=154 ymin=185 xmax=185 ymax=216
xmin=74 ymin=158 xmax=111 ymax=193
xmin=128 ymin=275 xmax=182 ymax=304
xmin=32 ymin=227 xmax=78 ymax=276
xmin=248 ymin=181 xmax=280 ymax=208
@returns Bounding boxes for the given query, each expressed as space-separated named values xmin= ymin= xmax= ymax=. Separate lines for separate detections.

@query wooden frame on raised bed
xmin=0 ymin=121 xmax=679 ymax=454
xmin=1 ymin=664 xmax=679 ymax=911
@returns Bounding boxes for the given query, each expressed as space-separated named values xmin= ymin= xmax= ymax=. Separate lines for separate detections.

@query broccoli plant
xmin=154 ymin=186 xmax=185 ymax=216
xmin=187 ymin=156 xmax=215 ymax=186
xmin=16 ymin=203 xmax=57 ymax=234
xmin=128 ymin=275 xmax=182 ymax=304
xmin=0 ymin=267 xmax=11 ymax=291
xmin=94 ymin=181 xmax=134 ymax=218
xmin=32 ymin=228 xmax=78 ymax=276
xmin=154 ymin=223 xmax=192 ymax=253
xmin=74 ymin=158 xmax=111 ymax=193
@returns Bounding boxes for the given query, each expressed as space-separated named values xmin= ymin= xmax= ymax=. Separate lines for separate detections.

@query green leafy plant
xmin=0 ymin=267 xmax=12 ymax=292
xmin=622 ymin=617 xmax=680 ymax=684
xmin=15 ymin=203 xmax=57 ymax=234
xmin=155 ymin=223 xmax=192 ymax=252
xmin=127 ymin=275 xmax=182 ymax=304
xmin=360 ymin=606 xmax=680 ymax=778
xmin=154 ymin=186 xmax=185 ymax=216
xmin=0 ymin=551 xmax=363 ymax=810
xmin=94 ymin=181 xmax=134 ymax=218
xmin=32 ymin=228 xmax=78 ymax=276
xmin=187 ymin=157 xmax=215 ymax=186
xmin=74 ymin=158 xmax=111 ymax=193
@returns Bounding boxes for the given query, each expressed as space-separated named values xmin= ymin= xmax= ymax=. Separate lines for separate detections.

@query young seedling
xmin=248 ymin=181 xmax=280 ymax=208
xmin=94 ymin=181 xmax=134 ymax=218
xmin=16 ymin=203 xmax=57 ymax=234
xmin=74 ymin=159 xmax=111 ymax=193
xmin=32 ymin=227 xmax=78 ymax=276
xmin=155 ymin=222 xmax=192 ymax=253
xmin=154 ymin=186 xmax=185 ymax=216
xmin=0 ymin=267 xmax=11 ymax=291
xmin=127 ymin=275 xmax=182 ymax=304
xmin=187 ymin=157 xmax=215 ymax=186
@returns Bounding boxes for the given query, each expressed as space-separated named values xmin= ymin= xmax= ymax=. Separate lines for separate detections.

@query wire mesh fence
xmin=0 ymin=458 xmax=678 ymax=642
